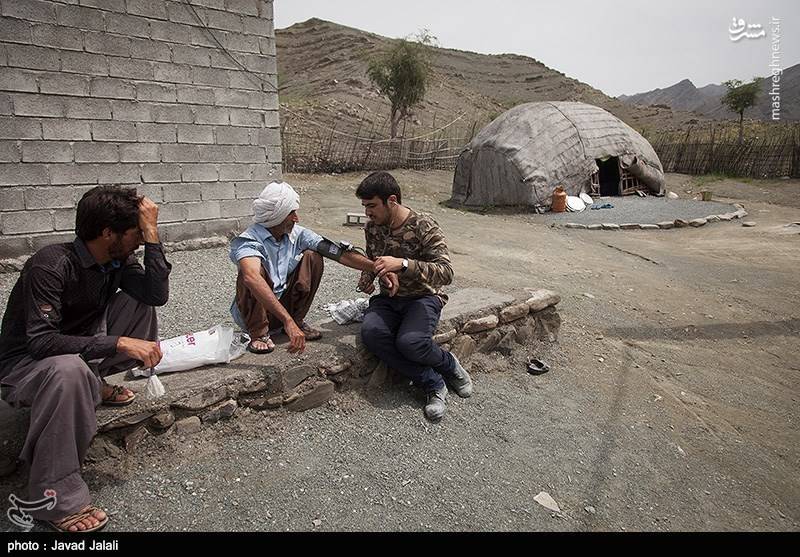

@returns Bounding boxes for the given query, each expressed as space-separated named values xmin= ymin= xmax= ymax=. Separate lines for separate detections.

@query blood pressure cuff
xmin=315 ymin=238 xmax=345 ymax=261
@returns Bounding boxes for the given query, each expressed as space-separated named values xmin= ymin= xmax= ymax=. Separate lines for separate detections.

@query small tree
xmin=367 ymin=30 xmax=436 ymax=138
xmin=721 ymin=77 xmax=764 ymax=144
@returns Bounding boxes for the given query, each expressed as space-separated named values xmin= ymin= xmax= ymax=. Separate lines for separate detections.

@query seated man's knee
xmin=360 ymin=318 xmax=391 ymax=352
xmin=396 ymin=331 xmax=432 ymax=360
xmin=302 ymin=250 xmax=324 ymax=267
xmin=43 ymin=355 xmax=96 ymax=391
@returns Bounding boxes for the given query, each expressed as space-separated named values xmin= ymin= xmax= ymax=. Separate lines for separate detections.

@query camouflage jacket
xmin=361 ymin=209 xmax=453 ymax=303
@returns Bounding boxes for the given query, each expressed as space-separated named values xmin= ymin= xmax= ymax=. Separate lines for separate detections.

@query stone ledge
xmin=1 ymin=287 xmax=562 ymax=466
xmin=556 ymin=203 xmax=749 ymax=231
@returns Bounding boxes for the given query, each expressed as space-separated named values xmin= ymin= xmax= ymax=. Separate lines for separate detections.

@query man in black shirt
xmin=0 ymin=186 xmax=171 ymax=532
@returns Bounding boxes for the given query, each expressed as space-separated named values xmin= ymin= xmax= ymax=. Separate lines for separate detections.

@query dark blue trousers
xmin=360 ymin=295 xmax=455 ymax=392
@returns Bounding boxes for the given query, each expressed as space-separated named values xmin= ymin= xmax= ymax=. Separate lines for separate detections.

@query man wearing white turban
xmin=229 ymin=181 xmax=396 ymax=354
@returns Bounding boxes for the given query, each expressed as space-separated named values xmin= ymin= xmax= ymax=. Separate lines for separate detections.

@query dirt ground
xmin=1 ymin=170 xmax=798 ymax=532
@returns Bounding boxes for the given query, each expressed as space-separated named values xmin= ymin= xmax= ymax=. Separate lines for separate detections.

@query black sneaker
xmin=424 ymin=384 xmax=448 ymax=422
xmin=446 ymin=354 xmax=473 ymax=398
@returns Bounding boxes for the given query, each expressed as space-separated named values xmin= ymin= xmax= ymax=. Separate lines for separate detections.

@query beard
xmin=108 ymin=236 xmax=132 ymax=261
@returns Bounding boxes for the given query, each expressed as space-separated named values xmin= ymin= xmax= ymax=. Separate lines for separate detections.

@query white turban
xmin=252 ymin=181 xmax=300 ymax=227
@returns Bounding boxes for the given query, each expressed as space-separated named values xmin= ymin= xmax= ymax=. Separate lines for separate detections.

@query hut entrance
xmin=597 ymin=157 xmax=621 ymax=195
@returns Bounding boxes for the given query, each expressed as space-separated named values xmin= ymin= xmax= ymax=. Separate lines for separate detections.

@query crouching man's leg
xmin=280 ymin=250 xmax=324 ymax=340
xmin=394 ymin=296 xmax=473 ymax=400
xmin=2 ymin=355 xmax=108 ymax=531
xmin=361 ymin=297 xmax=450 ymax=421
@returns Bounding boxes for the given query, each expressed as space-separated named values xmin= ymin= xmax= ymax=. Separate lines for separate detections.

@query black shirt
xmin=0 ymin=239 xmax=171 ymax=377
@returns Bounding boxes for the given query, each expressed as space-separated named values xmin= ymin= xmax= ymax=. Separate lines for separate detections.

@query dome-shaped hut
xmin=451 ymin=102 xmax=664 ymax=207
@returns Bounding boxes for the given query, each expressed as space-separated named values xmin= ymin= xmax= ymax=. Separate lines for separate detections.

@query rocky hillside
xmin=619 ymin=64 xmax=800 ymax=122
xmin=275 ymin=18 xmax=704 ymax=139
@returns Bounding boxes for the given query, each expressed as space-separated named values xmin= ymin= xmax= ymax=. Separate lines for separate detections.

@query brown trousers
xmin=235 ymin=250 xmax=324 ymax=337
xmin=0 ymin=292 xmax=157 ymax=521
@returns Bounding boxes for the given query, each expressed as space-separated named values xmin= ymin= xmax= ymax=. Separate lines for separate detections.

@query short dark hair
xmin=355 ymin=171 xmax=401 ymax=204
xmin=75 ymin=185 xmax=140 ymax=241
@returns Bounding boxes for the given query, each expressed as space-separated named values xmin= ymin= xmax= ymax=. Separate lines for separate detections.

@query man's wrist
xmin=141 ymin=227 xmax=159 ymax=243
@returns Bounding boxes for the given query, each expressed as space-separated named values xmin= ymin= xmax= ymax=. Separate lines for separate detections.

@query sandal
xmin=299 ymin=322 xmax=322 ymax=341
xmin=247 ymin=335 xmax=275 ymax=354
xmin=101 ymin=383 xmax=136 ymax=407
xmin=48 ymin=505 xmax=109 ymax=533
xmin=526 ymin=358 xmax=550 ymax=375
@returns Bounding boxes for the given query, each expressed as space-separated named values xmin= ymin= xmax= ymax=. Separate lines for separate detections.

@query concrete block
xmin=53 ymin=208 xmax=77 ymax=231
xmin=42 ymin=119 xmax=91 ymax=141
xmin=200 ymin=181 xmax=235 ymax=200
xmin=141 ymin=163 xmax=181 ymax=183
xmin=38 ymin=73 xmax=89 ymax=96
xmin=21 ymin=141 xmax=72 ymax=163
xmin=207 ymin=9 xmax=244 ymax=32
xmin=135 ymin=184 xmax=163 ymax=203
xmin=136 ymin=82 xmax=177 ymax=103
xmin=226 ymin=0 xmax=260 ymax=16
xmin=95 ymin=163 xmax=140 ymax=184
xmin=84 ymin=31 xmax=130 ymax=57
xmin=185 ymin=200 xmax=220 ymax=220
xmin=162 ymin=183 xmax=201 ymax=202
xmin=228 ymin=71 xmax=261 ymax=91
xmin=176 ymin=85 xmax=215 ymax=105
xmin=1 ymin=210 xmax=53 ymax=234
xmin=152 ymin=104 xmax=194 ymax=123
xmin=130 ymin=38 xmax=172 ymax=62
xmin=226 ymin=33 xmax=260 ymax=54
xmin=172 ymin=45 xmax=211 ymax=67
xmin=214 ymin=88 xmax=250 ymax=108
xmin=153 ymin=63 xmax=193 ymax=84
xmin=0 ymin=140 xmax=20 ymax=162
xmin=155 ymin=201 xmax=186 ymax=222
xmin=56 ymin=4 xmax=106 ymax=30
xmin=220 ymin=198 xmax=252 ymax=218
xmin=126 ymin=0 xmax=168 ymax=20
xmin=91 ymin=121 xmax=136 ymax=142
xmin=64 ymin=98 xmax=112 ymax=120
xmin=215 ymin=126 xmax=251 ymax=145
xmin=60 ymin=51 xmax=108 ymax=76
xmin=229 ymin=108 xmax=262 ymax=127
xmin=47 ymin=163 xmax=97 ymax=186
xmin=177 ymin=124 xmax=214 ymax=144
xmin=219 ymin=164 xmax=252 ymax=181
xmin=80 ymin=0 xmax=126 ymax=12
xmin=162 ymin=144 xmax=200 ymax=162
xmin=111 ymin=100 xmax=152 ymax=122
xmin=136 ymin=122 xmax=177 ymax=143
xmin=1 ymin=0 xmax=56 ymax=24
xmin=6 ymin=44 xmax=60 ymax=71
xmin=0 ymin=116 xmax=42 ymax=139
xmin=192 ymin=66 xmax=230 ymax=88
xmin=0 ymin=68 xmax=38 ymax=92
xmin=149 ymin=20 xmax=190 ymax=44
xmin=198 ymin=145 xmax=233 ymax=162
xmin=208 ymin=49 xmax=239 ymax=70
xmin=194 ymin=107 xmax=229 ymax=125
xmin=105 ymin=13 xmax=150 ymax=39
xmin=264 ymin=111 xmax=280 ymax=129
xmin=181 ymin=163 xmax=218 ymax=182
xmin=166 ymin=1 xmax=195 ymax=25
xmin=0 ymin=16 xmax=32 ymax=43
xmin=119 ymin=143 xmax=161 ymax=163
xmin=31 ymin=23 xmax=82 ymax=51
xmin=243 ymin=15 xmax=271 ymax=36
xmin=109 ymin=57 xmax=153 ymax=81
xmin=90 ymin=77 xmax=136 ymax=100
xmin=265 ymin=145 xmax=281 ymax=163
xmin=74 ymin=142 xmax=119 ymax=163
xmin=0 ymin=188 xmax=25 ymax=211
xmin=233 ymin=145 xmax=266 ymax=163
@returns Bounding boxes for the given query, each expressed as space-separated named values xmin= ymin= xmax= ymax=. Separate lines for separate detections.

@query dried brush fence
xmin=650 ymin=127 xmax=800 ymax=179
xmin=282 ymin=121 xmax=478 ymax=174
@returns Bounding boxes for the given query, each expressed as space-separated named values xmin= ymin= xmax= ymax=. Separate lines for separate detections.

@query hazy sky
xmin=274 ymin=0 xmax=799 ymax=97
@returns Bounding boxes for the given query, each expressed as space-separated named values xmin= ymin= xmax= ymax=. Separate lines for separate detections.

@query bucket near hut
xmin=551 ymin=186 xmax=567 ymax=212
xmin=700 ymin=190 xmax=713 ymax=201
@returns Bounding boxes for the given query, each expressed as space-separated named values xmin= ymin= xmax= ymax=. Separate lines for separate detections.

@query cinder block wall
xmin=0 ymin=0 xmax=281 ymax=258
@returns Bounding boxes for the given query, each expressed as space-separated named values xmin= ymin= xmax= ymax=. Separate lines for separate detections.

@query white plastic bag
xmin=145 ymin=374 xmax=165 ymax=399
xmin=324 ymin=298 xmax=370 ymax=325
xmin=150 ymin=324 xmax=246 ymax=374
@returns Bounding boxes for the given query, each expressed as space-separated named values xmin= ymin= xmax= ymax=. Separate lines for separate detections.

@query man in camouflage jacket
xmin=356 ymin=172 xmax=473 ymax=421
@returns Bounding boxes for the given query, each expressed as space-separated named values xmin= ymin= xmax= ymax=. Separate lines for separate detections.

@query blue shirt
xmin=228 ymin=223 xmax=323 ymax=329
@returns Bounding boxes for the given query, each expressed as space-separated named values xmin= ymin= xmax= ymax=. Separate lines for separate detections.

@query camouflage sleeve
xmin=407 ymin=216 xmax=453 ymax=287
xmin=360 ymin=223 xmax=376 ymax=285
